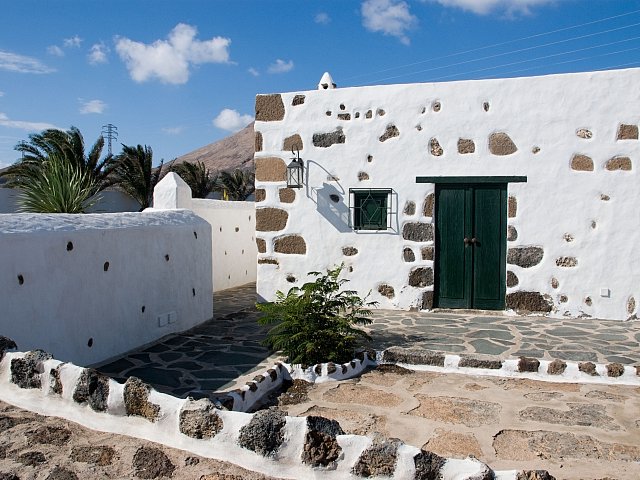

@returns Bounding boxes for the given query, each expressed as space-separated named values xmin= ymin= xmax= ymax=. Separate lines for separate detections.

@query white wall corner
xmin=153 ymin=172 xmax=192 ymax=210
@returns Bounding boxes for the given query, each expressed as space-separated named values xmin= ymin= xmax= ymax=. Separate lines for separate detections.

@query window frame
xmin=349 ymin=188 xmax=393 ymax=231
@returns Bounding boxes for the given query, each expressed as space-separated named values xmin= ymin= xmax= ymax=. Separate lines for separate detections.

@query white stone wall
xmin=152 ymin=173 xmax=257 ymax=292
xmin=0 ymin=210 xmax=213 ymax=365
xmin=254 ymin=68 xmax=640 ymax=321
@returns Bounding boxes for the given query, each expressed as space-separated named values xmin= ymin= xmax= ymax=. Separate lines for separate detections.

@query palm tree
xmin=14 ymin=153 xmax=99 ymax=213
xmin=215 ymin=168 xmax=255 ymax=201
xmin=168 ymin=161 xmax=217 ymax=199
xmin=2 ymin=126 xmax=115 ymax=195
xmin=111 ymin=144 xmax=162 ymax=210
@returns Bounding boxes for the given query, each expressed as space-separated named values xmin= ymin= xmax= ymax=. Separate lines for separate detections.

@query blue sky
xmin=1 ymin=0 xmax=639 ymax=168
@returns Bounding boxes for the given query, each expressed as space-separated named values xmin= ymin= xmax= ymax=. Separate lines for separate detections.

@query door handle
xmin=464 ymin=237 xmax=471 ymax=245
xmin=470 ymin=237 xmax=477 ymax=244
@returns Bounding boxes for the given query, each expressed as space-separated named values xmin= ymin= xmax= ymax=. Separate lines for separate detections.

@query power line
xmin=101 ymin=124 xmax=118 ymax=156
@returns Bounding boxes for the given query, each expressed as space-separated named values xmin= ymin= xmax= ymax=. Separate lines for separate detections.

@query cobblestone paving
xmin=97 ymin=283 xmax=640 ymax=399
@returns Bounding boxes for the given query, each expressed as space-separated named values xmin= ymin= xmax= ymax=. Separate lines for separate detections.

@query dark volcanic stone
xmin=506 ymin=271 xmax=519 ymax=288
xmin=547 ymin=359 xmax=567 ymax=375
xmin=516 ymin=470 xmax=557 ymax=480
xmin=11 ymin=350 xmax=52 ymax=389
xmin=26 ymin=425 xmax=71 ymax=446
xmin=0 ymin=473 xmax=20 ymax=480
xmin=518 ymin=357 xmax=540 ymax=373
xmin=413 ymin=449 xmax=446 ymax=480
xmin=73 ymin=369 xmax=110 ymax=412
xmin=132 ymin=447 xmax=175 ymax=479
xmin=124 ymin=377 xmax=160 ymax=422
xmin=70 ymin=445 xmax=115 ymax=466
xmin=383 ymin=347 xmax=444 ymax=367
xmin=459 ymin=357 xmax=502 ymax=369
xmin=17 ymin=451 xmax=46 ymax=466
xmin=506 ymin=291 xmax=552 ymax=313
xmin=507 ymin=247 xmax=544 ymax=268
xmin=0 ymin=336 xmax=17 ymax=360
xmin=50 ymin=366 xmax=63 ymax=395
xmin=238 ymin=408 xmax=286 ymax=457
xmin=302 ymin=416 xmax=345 ymax=467
xmin=606 ymin=362 xmax=625 ymax=377
xmin=579 ymin=362 xmax=598 ymax=376
xmin=313 ymin=129 xmax=345 ymax=148
xmin=402 ymin=223 xmax=433 ymax=242
xmin=45 ymin=467 xmax=79 ymax=480
xmin=352 ymin=438 xmax=401 ymax=477
xmin=408 ymin=267 xmax=434 ymax=288
xmin=179 ymin=399 xmax=223 ymax=439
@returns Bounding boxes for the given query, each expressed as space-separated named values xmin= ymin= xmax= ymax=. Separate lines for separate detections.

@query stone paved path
xmin=97 ymin=283 xmax=640 ymax=399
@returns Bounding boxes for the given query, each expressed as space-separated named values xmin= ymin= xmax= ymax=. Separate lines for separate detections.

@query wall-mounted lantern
xmin=287 ymin=147 xmax=304 ymax=188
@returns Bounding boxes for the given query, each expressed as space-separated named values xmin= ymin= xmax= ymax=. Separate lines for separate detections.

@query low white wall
xmin=0 ymin=210 xmax=213 ymax=365
xmin=153 ymin=173 xmax=257 ymax=292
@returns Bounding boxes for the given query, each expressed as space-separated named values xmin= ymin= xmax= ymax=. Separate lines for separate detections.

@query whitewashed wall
xmin=0 ymin=210 xmax=213 ymax=365
xmin=254 ymin=68 xmax=640 ymax=321
xmin=153 ymin=173 xmax=257 ymax=292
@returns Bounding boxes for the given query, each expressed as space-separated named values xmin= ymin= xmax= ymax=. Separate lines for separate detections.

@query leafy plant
xmin=15 ymin=153 xmax=99 ymax=213
xmin=169 ymin=161 xmax=217 ymax=198
xmin=257 ymin=264 xmax=376 ymax=365
xmin=111 ymin=144 xmax=162 ymax=210
xmin=215 ymin=168 xmax=255 ymax=201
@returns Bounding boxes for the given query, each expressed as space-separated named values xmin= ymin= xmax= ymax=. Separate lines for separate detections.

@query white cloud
xmin=212 ymin=108 xmax=253 ymax=132
xmin=0 ymin=91 xmax=4 ymax=97
xmin=162 ymin=126 xmax=184 ymax=135
xmin=79 ymin=99 xmax=107 ymax=114
xmin=361 ymin=0 xmax=417 ymax=45
xmin=88 ymin=43 xmax=109 ymax=65
xmin=63 ymin=35 xmax=82 ymax=48
xmin=315 ymin=12 xmax=331 ymax=24
xmin=248 ymin=67 xmax=260 ymax=77
xmin=115 ymin=23 xmax=231 ymax=84
xmin=429 ymin=0 xmax=553 ymax=15
xmin=0 ymin=112 xmax=57 ymax=131
xmin=267 ymin=59 xmax=294 ymax=74
xmin=47 ymin=45 xmax=65 ymax=57
xmin=0 ymin=50 xmax=54 ymax=74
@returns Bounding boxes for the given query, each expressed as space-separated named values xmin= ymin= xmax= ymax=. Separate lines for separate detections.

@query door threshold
xmin=429 ymin=308 xmax=509 ymax=316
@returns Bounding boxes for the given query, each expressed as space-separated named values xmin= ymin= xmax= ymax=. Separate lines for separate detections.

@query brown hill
xmin=166 ymin=122 xmax=254 ymax=173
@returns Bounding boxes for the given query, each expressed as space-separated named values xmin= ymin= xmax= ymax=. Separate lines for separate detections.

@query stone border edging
xmin=0 ymin=346 xmax=553 ymax=480
xmin=381 ymin=347 xmax=640 ymax=386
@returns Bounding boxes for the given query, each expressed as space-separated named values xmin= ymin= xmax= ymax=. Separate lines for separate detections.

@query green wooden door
xmin=435 ymin=183 xmax=506 ymax=310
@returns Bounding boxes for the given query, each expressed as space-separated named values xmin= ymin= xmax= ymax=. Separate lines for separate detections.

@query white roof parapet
xmin=318 ymin=71 xmax=336 ymax=90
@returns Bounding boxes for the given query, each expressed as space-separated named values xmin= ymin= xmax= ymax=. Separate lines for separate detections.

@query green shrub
xmin=257 ymin=264 xmax=376 ymax=366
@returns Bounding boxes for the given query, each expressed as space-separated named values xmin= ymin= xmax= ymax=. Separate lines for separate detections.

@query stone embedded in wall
xmin=337 ymin=113 xmax=351 ymax=120
xmin=352 ymin=437 xmax=402 ymax=477
xmin=313 ymin=129 xmax=346 ymax=148
xmin=73 ymin=368 xmax=110 ymax=412
xmin=256 ymin=208 xmax=288 ymax=232
xmin=377 ymin=109 xmax=386 ymax=116
xmin=11 ymin=350 xmax=52 ymax=389
xmin=274 ymin=235 xmax=307 ymax=254
xmin=302 ymin=416 xmax=344 ymax=467
xmin=507 ymin=247 xmax=544 ymax=268
xmin=365 ymin=110 xmax=373 ymax=119
xmin=403 ymin=223 xmax=433 ymax=242
xmin=628 ymin=296 xmax=636 ymax=314
xmin=532 ymin=146 xmax=540 ymax=154
xmin=255 ymin=94 xmax=285 ymax=121
xmin=421 ymin=246 xmax=434 ymax=261
xmin=605 ymin=156 xmax=632 ymax=171
xmin=179 ymin=398 xmax=223 ymax=439
xmin=507 ymin=225 xmax=518 ymax=241
xmin=403 ymin=247 xmax=415 ymax=262
xmin=555 ymin=257 xmax=577 ymax=267
xmin=429 ymin=138 xmax=443 ymax=156
xmin=255 ymin=157 xmax=287 ymax=182
xmin=571 ymin=154 xmax=594 ymax=171
xmin=0 ymin=335 xmax=17 ymax=361
xmin=255 ymin=188 xmax=265 ymax=202
xmin=564 ymin=233 xmax=574 ymax=242
xmin=255 ymin=132 xmax=263 ymax=152
xmin=576 ymin=128 xmax=593 ymax=139
xmin=617 ymin=124 xmax=638 ymax=140
xmin=414 ymin=450 xmax=446 ymax=480
xmin=506 ymin=291 xmax=552 ymax=313
xmin=559 ymin=295 xmax=568 ymax=303
xmin=283 ymin=134 xmax=303 ymax=151
xmin=551 ymin=277 xmax=559 ymax=289
xmin=508 ymin=196 xmax=517 ymax=218
xmin=123 ymin=376 xmax=160 ymax=422
xmin=378 ymin=284 xmax=395 ymax=299
xmin=286 ymin=274 xmax=296 ymax=283
xmin=423 ymin=193 xmax=435 ymax=217
xmin=238 ymin=408 xmax=286 ymax=457
xmin=483 ymin=102 xmax=490 ymax=112
xmin=279 ymin=188 xmax=295 ymax=203
xmin=601 ymin=194 xmax=610 ymax=201
xmin=379 ymin=125 xmax=400 ymax=142
xmin=256 ymin=238 xmax=266 ymax=253
xmin=607 ymin=363 xmax=625 ymax=377
xmin=404 ymin=201 xmax=416 ymax=216
xmin=258 ymin=258 xmax=278 ymax=265
xmin=578 ymin=362 xmax=598 ymax=376
xmin=50 ymin=365 xmax=63 ymax=395
xmin=292 ymin=95 xmax=305 ymax=106
xmin=342 ymin=246 xmax=358 ymax=256
xmin=518 ymin=356 xmax=540 ymax=373
xmin=432 ymin=101 xmax=441 ymax=112
xmin=421 ymin=291 xmax=434 ymax=310
xmin=358 ymin=171 xmax=370 ymax=181
xmin=506 ymin=271 xmax=519 ymax=287
xmin=409 ymin=267 xmax=434 ymax=287
xmin=459 ymin=357 xmax=502 ymax=369
xmin=489 ymin=132 xmax=518 ymax=156
xmin=458 ymin=138 xmax=475 ymax=154
xmin=584 ymin=296 xmax=592 ymax=306
xmin=547 ymin=359 xmax=567 ymax=375
xmin=133 ymin=447 xmax=175 ymax=479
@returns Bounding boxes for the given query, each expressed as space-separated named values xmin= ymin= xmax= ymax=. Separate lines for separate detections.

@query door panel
xmin=435 ymin=183 xmax=506 ymax=310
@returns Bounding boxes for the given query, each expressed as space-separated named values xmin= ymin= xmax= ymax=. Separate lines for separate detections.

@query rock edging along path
xmin=0 ymin=344 xmax=554 ymax=480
